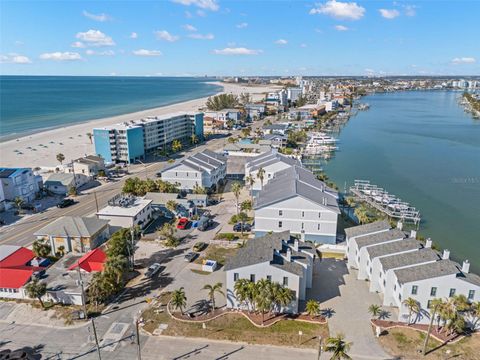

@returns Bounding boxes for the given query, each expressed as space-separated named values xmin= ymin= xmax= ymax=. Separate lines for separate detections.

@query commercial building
xmin=159 ymin=149 xmax=227 ymax=191
xmin=254 ymin=165 xmax=339 ymax=244
xmin=345 ymin=221 xmax=480 ymax=325
xmin=0 ymin=168 xmax=40 ymax=205
xmin=34 ymin=216 xmax=110 ymax=255
xmin=93 ymin=112 xmax=204 ymax=164
xmin=96 ymin=194 xmax=153 ymax=229
xmin=225 ymin=231 xmax=315 ymax=313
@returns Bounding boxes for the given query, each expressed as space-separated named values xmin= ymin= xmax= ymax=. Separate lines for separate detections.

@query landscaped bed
xmin=377 ymin=327 xmax=480 ymax=359
xmin=193 ymin=245 xmax=239 ymax=267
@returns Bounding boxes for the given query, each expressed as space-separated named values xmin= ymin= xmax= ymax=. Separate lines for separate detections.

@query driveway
xmin=307 ymin=258 xmax=391 ymax=360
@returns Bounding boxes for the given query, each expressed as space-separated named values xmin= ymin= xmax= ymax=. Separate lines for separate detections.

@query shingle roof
xmin=161 ymin=149 xmax=226 ymax=174
xmin=394 ymin=259 xmax=460 ymax=284
xmin=246 ymin=150 xmax=301 ymax=172
xmin=366 ymin=238 xmax=421 ymax=259
xmin=459 ymin=272 xmax=480 ymax=287
xmin=34 ymin=216 xmax=109 ymax=238
xmin=271 ymin=254 xmax=304 ymax=276
xmin=354 ymin=228 xmax=405 ymax=249
xmin=44 ymin=173 xmax=75 ymax=186
xmin=379 ymin=248 xmax=439 ymax=271
xmin=344 ymin=220 xmax=390 ymax=238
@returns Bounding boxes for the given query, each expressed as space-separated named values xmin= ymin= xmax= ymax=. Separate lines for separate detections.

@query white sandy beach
xmin=0 ymin=82 xmax=277 ymax=168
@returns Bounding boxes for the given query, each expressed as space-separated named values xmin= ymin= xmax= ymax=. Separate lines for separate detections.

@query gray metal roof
xmin=44 ymin=173 xmax=75 ymax=186
xmin=161 ymin=149 xmax=226 ymax=174
xmin=344 ymin=220 xmax=390 ymax=239
xmin=34 ymin=216 xmax=109 ymax=238
xmin=247 ymin=150 xmax=301 ymax=172
xmin=354 ymin=228 xmax=405 ymax=249
xmin=254 ymin=166 xmax=340 ymax=213
xmin=366 ymin=238 xmax=421 ymax=260
xmin=394 ymin=259 xmax=460 ymax=284
xmin=379 ymin=248 xmax=440 ymax=271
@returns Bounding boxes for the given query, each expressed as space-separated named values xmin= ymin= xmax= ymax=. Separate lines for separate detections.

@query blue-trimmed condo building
xmin=94 ymin=112 xmax=204 ymax=164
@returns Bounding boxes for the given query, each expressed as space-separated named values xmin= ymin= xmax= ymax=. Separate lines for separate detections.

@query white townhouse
xmin=0 ymin=168 xmax=40 ymax=204
xmin=96 ymin=194 xmax=153 ymax=229
xmin=159 ymin=149 xmax=227 ymax=191
xmin=224 ymin=231 xmax=315 ymax=314
xmin=244 ymin=149 xmax=301 ymax=195
xmin=254 ymin=165 xmax=340 ymax=244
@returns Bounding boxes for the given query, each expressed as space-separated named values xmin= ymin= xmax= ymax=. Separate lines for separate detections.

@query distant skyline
xmin=1 ymin=0 xmax=479 ymax=76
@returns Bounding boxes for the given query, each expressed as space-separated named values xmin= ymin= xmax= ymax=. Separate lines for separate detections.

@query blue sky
xmin=1 ymin=0 xmax=479 ymax=76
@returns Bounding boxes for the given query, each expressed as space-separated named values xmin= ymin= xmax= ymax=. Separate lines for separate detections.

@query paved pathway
xmin=307 ymin=258 xmax=392 ymax=360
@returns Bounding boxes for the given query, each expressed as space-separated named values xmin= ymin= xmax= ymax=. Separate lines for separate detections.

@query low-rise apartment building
xmin=94 ymin=112 xmax=204 ymax=164
xmin=96 ymin=194 xmax=153 ymax=229
xmin=159 ymin=149 xmax=227 ymax=191
xmin=67 ymin=155 xmax=106 ymax=178
xmin=224 ymin=231 xmax=315 ymax=313
xmin=0 ymin=168 xmax=40 ymax=204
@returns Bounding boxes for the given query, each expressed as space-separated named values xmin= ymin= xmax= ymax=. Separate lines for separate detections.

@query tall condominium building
xmin=93 ymin=112 xmax=204 ymax=164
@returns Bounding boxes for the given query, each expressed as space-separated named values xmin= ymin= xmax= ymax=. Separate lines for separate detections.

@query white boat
xmin=309 ymin=132 xmax=338 ymax=145
xmin=303 ymin=143 xmax=338 ymax=155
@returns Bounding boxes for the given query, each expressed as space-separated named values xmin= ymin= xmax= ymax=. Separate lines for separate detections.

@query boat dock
xmin=349 ymin=180 xmax=421 ymax=226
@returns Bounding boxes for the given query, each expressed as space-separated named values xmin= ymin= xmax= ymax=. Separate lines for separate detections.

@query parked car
xmin=20 ymin=203 xmax=35 ymax=211
xmin=197 ymin=214 xmax=212 ymax=231
xmin=233 ymin=222 xmax=251 ymax=232
xmin=184 ymin=252 xmax=198 ymax=262
xmin=144 ymin=263 xmax=161 ymax=278
xmin=176 ymin=217 xmax=189 ymax=230
xmin=207 ymin=198 xmax=219 ymax=206
xmin=193 ymin=242 xmax=206 ymax=252
xmin=57 ymin=199 xmax=75 ymax=208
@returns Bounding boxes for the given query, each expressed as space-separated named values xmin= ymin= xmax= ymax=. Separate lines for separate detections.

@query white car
xmin=144 ymin=263 xmax=161 ymax=278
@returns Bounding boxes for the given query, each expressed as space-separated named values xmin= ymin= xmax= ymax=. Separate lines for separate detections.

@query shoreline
xmin=0 ymin=82 xmax=276 ymax=168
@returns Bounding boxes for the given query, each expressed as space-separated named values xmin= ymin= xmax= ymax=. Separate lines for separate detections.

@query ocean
xmin=323 ymin=90 xmax=480 ymax=271
xmin=0 ymin=76 xmax=222 ymax=140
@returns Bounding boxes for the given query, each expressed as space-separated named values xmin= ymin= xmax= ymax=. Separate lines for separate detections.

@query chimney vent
xmin=462 ymin=260 xmax=470 ymax=274
xmin=300 ymin=230 xmax=305 ymax=242
xmin=294 ymin=239 xmax=299 ymax=251
xmin=442 ymin=249 xmax=450 ymax=260
xmin=397 ymin=221 xmax=403 ymax=230
xmin=425 ymin=238 xmax=432 ymax=248
xmin=286 ymin=248 xmax=292 ymax=262
xmin=410 ymin=230 xmax=417 ymax=239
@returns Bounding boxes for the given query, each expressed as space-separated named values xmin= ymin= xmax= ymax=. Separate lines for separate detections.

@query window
xmin=430 ymin=287 xmax=437 ymax=296
xmin=411 ymin=285 xmax=418 ymax=295
xmin=234 ymin=273 xmax=239 ymax=281
xmin=383 ymin=280 xmax=386 ymax=286
xmin=318 ymin=212 xmax=322 ymax=218
xmin=427 ymin=300 xmax=433 ymax=309
xmin=449 ymin=288 xmax=456 ymax=297
xmin=250 ymin=274 xmax=255 ymax=283
xmin=283 ymin=277 xmax=288 ymax=286
xmin=317 ymin=224 xmax=321 ymax=230
xmin=279 ymin=210 xmax=283 ymax=216
xmin=369 ymin=268 xmax=372 ymax=274
xmin=468 ymin=290 xmax=475 ymax=300
xmin=301 ymin=222 xmax=304 ymax=229
xmin=301 ymin=211 xmax=305 ymax=217
xmin=398 ymin=294 xmax=402 ymax=301
xmin=278 ymin=221 xmax=282 ymax=228
xmin=394 ymin=285 xmax=396 ymax=291
xmin=267 ymin=275 xmax=272 ymax=281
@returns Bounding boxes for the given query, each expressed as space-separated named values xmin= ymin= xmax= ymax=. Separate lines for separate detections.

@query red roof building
xmin=68 ymin=248 xmax=106 ymax=273
xmin=0 ymin=245 xmax=40 ymax=292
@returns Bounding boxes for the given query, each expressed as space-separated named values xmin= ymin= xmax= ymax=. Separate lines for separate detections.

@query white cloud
xmin=155 ymin=30 xmax=180 ymax=42
xmin=133 ymin=49 xmax=163 ymax=57
xmin=0 ymin=53 xmax=32 ymax=64
xmin=300 ymin=43 xmax=307 ymax=48
xmin=130 ymin=32 xmax=138 ymax=39
xmin=212 ymin=47 xmax=262 ymax=55
xmin=172 ymin=0 xmax=219 ymax=11
xmin=82 ymin=10 xmax=112 ymax=22
xmin=275 ymin=39 xmax=288 ymax=45
xmin=310 ymin=1 xmax=365 ymax=20
xmin=85 ymin=49 xmax=115 ymax=56
xmin=334 ymin=25 xmax=349 ymax=31
xmin=451 ymin=57 xmax=476 ymax=64
xmin=188 ymin=33 xmax=214 ymax=40
xmin=183 ymin=24 xmax=197 ymax=31
xmin=236 ymin=22 xmax=248 ymax=29
xmin=379 ymin=9 xmax=400 ymax=19
xmin=196 ymin=9 xmax=206 ymax=17
xmin=76 ymin=30 xmax=115 ymax=46
xmin=40 ymin=52 xmax=82 ymax=61
xmin=404 ymin=5 xmax=417 ymax=17
xmin=71 ymin=41 xmax=85 ymax=48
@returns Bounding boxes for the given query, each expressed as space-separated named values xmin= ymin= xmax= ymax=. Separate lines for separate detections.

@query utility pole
xmin=94 ymin=191 xmax=99 ymax=215
xmin=135 ymin=318 xmax=142 ymax=360
xmin=317 ymin=336 xmax=322 ymax=360
xmin=76 ymin=261 xmax=89 ymax=320
xmin=91 ymin=318 xmax=102 ymax=360
xmin=130 ymin=227 xmax=136 ymax=270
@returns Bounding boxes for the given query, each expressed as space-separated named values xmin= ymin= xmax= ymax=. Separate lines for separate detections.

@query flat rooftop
xmin=97 ymin=198 xmax=152 ymax=217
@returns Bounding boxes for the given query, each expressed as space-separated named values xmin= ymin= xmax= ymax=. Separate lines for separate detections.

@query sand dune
xmin=0 ymin=82 xmax=277 ymax=168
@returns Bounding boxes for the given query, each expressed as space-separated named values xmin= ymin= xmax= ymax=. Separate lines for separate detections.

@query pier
xmin=349 ymin=180 xmax=421 ymax=226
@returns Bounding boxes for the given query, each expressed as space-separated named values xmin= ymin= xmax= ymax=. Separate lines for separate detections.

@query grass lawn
xmin=378 ymin=327 xmax=480 ymax=359
xmin=193 ymin=245 xmax=238 ymax=267
xmin=142 ymin=308 xmax=328 ymax=349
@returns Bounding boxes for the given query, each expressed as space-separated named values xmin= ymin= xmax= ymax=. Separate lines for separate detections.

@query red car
xmin=176 ymin=217 xmax=189 ymax=230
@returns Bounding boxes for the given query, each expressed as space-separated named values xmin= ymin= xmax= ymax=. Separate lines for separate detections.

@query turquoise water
xmin=0 ymin=76 xmax=222 ymax=140
xmin=324 ymin=91 xmax=480 ymax=270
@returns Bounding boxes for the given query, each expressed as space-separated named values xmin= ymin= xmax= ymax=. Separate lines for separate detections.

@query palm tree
xmin=245 ymin=175 xmax=255 ymax=201
xmin=171 ymin=287 xmax=187 ymax=315
xmin=104 ymin=255 xmax=128 ymax=284
xmin=13 ymin=197 xmax=24 ymax=212
xmin=256 ymin=167 xmax=265 ymax=190
xmin=237 ymin=212 xmax=249 ymax=235
xmin=325 ymin=334 xmax=352 ymax=360
xmin=171 ymin=139 xmax=182 ymax=153
xmin=32 ymin=240 xmax=51 ymax=258
xmin=306 ymin=299 xmax=321 ymax=319
xmin=403 ymin=297 xmax=420 ymax=325
xmin=202 ymin=282 xmax=225 ymax=312
xmin=56 ymin=153 xmax=65 ymax=165
xmin=234 ymin=279 xmax=251 ymax=311
xmin=240 ymin=199 xmax=252 ymax=212
xmin=190 ymin=134 xmax=199 ymax=146
xmin=422 ymin=298 xmax=443 ymax=356
xmin=368 ymin=304 xmax=382 ymax=319
xmin=255 ymin=279 xmax=273 ymax=325
xmin=231 ymin=182 xmax=242 ymax=215
xmin=25 ymin=278 xmax=47 ymax=309
xmin=166 ymin=200 xmax=178 ymax=216
xmin=86 ymin=132 xmax=93 ymax=144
